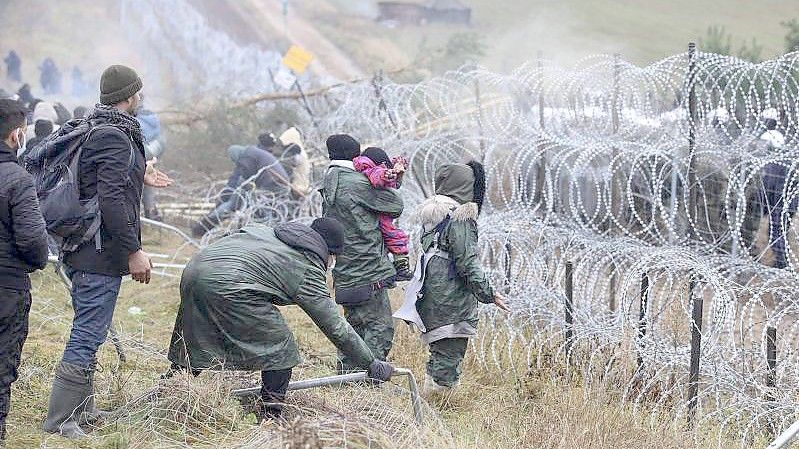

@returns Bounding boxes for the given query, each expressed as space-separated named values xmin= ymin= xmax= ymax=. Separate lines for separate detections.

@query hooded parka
xmin=168 ymin=223 xmax=375 ymax=372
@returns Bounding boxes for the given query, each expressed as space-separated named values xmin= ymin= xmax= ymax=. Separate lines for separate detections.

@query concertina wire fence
xmin=190 ymin=47 xmax=799 ymax=446
xmin=35 ymin=35 xmax=799 ymax=444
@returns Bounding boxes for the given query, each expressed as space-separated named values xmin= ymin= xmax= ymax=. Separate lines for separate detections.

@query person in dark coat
xmin=0 ymin=99 xmax=49 ymax=442
xmin=760 ymin=119 xmax=795 ymax=269
xmin=43 ymin=65 xmax=162 ymax=439
xmin=39 ymin=58 xmax=61 ymax=95
xmin=168 ymin=218 xmax=395 ymax=420
xmin=15 ymin=85 xmax=33 ymax=110
xmin=71 ymin=67 xmax=86 ymax=97
xmin=23 ymin=119 xmax=54 ymax=159
xmin=191 ymin=143 xmax=290 ymax=237
xmin=3 ymin=51 xmax=21 ymax=83
xmin=72 ymin=106 xmax=88 ymax=119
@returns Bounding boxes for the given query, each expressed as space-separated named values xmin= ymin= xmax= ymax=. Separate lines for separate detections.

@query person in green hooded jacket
xmin=167 ymin=218 xmax=395 ymax=420
xmin=395 ymin=161 xmax=508 ymax=393
xmin=320 ymin=134 xmax=405 ymax=371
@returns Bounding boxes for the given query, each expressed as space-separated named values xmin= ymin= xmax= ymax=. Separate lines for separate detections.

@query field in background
xmin=300 ymin=0 xmax=796 ymax=73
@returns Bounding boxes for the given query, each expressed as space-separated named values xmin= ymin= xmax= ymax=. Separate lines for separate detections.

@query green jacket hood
xmin=434 ymin=163 xmax=474 ymax=205
xmin=274 ymin=222 xmax=329 ymax=268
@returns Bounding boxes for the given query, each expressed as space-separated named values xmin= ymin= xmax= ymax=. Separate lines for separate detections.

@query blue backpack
xmin=23 ymin=119 xmax=134 ymax=253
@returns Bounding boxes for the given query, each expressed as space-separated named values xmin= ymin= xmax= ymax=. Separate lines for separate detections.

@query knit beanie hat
xmin=326 ymin=134 xmax=360 ymax=161
xmin=100 ymin=65 xmax=143 ymax=105
xmin=362 ymin=147 xmax=393 ymax=168
xmin=258 ymin=131 xmax=277 ymax=149
xmin=311 ymin=218 xmax=345 ymax=255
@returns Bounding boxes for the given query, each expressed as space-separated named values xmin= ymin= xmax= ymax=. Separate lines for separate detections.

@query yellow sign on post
xmin=282 ymin=45 xmax=314 ymax=74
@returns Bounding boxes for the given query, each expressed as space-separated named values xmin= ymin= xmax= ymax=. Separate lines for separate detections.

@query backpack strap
xmin=64 ymin=124 xmax=138 ymax=253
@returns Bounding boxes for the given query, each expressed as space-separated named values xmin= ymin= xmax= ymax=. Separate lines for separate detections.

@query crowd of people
xmin=0 ymin=63 xmax=508 ymax=442
xmin=3 ymin=51 xmax=91 ymax=98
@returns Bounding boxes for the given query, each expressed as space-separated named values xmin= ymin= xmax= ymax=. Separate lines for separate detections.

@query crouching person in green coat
xmin=167 ymin=218 xmax=395 ymax=420
xmin=395 ymin=162 xmax=508 ymax=394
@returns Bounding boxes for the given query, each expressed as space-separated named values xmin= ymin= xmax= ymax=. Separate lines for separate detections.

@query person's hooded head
xmin=34 ymin=119 xmax=53 ymax=139
xmin=73 ymin=106 xmax=88 ymax=119
xmin=32 ymin=101 xmax=58 ymax=124
xmin=274 ymin=218 xmax=345 ymax=269
xmin=258 ymin=131 xmax=277 ymax=150
xmin=435 ymin=160 xmax=486 ymax=213
xmin=227 ymin=145 xmax=247 ymax=164
xmin=362 ymin=147 xmax=393 ymax=168
xmin=326 ymin=134 xmax=360 ymax=161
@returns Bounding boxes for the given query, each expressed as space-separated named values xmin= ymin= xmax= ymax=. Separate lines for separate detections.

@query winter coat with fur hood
xmin=414 ymin=194 xmax=494 ymax=343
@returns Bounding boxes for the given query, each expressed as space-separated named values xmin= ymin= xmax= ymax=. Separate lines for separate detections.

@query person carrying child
xmin=353 ymin=147 xmax=412 ymax=281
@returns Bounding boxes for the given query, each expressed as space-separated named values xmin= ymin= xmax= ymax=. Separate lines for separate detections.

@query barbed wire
xmin=261 ymin=50 xmax=799 ymax=445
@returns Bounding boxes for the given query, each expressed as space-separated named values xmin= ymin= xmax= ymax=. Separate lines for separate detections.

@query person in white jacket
xmin=23 ymin=101 xmax=60 ymax=154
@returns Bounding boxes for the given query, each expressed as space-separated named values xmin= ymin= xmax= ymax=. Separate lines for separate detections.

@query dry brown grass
xmin=1 ymin=228 xmax=753 ymax=448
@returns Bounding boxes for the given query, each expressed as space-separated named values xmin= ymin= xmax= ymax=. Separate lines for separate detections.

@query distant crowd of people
xmin=3 ymin=50 xmax=91 ymax=98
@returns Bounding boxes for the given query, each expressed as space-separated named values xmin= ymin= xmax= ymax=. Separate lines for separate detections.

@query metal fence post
xmin=504 ymin=242 xmax=512 ymax=294
xmin=686 ymin=43 xmax=698 ymax=238
xmin=766 ymin=326 xmax=777 ymax=394
xmin=687 ymin=279 xmax=702 ymax=427
xmin=637 ymin=273 xmax=649 ymax=371
xmin=565 ymin=261 xmax=574 ymax=363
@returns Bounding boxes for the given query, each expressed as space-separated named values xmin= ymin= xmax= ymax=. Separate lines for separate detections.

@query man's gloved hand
xmin=368 ymin=359 xmax=395 ymax=382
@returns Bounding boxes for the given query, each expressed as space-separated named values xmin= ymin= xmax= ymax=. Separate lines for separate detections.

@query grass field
xmin=0 ymin=226 xmax=757 ymax=449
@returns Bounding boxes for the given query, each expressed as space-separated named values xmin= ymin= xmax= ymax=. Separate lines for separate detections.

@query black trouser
xmin=260 ymin=369 xmax=292 ymax=419
xmin=0 ymin=288 xmax=32 ymax=439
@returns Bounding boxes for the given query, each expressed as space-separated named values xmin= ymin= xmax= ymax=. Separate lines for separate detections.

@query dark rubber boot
xmin=191 ymin=215 xmax=218 ymax=238
xmin=256 ymin=369 xmax=291 ymax=423
xmin=80 ymin=361 xmax=109 ymax=426
xmin=393 ymin=255 xmax=413 ymax=282
xmin=43 ymin=361 xmax=90 ymax=438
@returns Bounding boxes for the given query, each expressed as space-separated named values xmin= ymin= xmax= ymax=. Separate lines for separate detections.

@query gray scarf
xmin=88 ymin=103 xmax=144 ymax=147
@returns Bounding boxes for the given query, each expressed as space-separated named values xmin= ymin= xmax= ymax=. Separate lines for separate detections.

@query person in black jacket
xmin=0 ymin=99 xmax=49 ymax=442
xmin=43 ymin=65 xmax=159 ymax=439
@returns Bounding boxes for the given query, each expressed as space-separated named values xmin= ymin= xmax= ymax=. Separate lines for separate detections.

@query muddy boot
xmin=80 ymin=361 xmax=109 ymax=426
xmin=144 ymin=207 xmax=162 ymax=222
xmin=393 ymin=255 xmax=413 ymax=282
xmin=43 ymin=361 xmax=90 ymax=439
xmin=421 ymin=376 xmax=453 ymax=397
xmin=191 ymin=215 xmax=219 ymax=238
xmin=256 ymin=399 xmax=285 ymax=424
xmin=257 ymin=369 xmax=291 ymax=423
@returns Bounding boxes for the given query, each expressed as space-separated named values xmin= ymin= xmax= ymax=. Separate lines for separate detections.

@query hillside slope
xmin=300 ymin=0 xmax=797 ymax=72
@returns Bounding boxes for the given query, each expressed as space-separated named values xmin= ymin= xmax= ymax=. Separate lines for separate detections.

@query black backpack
xmin=23 ymin=119 xmax=134 ymax=254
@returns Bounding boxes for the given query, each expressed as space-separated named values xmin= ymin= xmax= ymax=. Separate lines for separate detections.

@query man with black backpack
xmin=41 ymin=65 xmax=154 ymax=438
xmin=0 ymin=99 xmax=49 ymax=443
